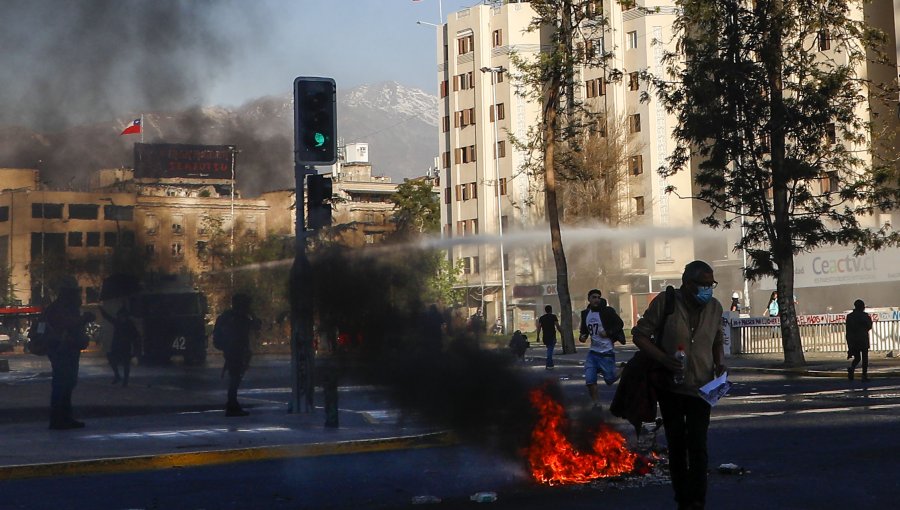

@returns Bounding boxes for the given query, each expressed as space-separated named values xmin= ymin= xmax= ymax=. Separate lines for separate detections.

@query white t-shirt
xmin=585 ymin=309 xmax=614 ymax=354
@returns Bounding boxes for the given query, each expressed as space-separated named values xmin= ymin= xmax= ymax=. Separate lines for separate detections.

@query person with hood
xmin=45 ymin=278 xmax=96 ymax=430
xmin=632 ymin=260 xmax=726 ymax=510
xmin=578 ymin=289 xmax=625 ymax=410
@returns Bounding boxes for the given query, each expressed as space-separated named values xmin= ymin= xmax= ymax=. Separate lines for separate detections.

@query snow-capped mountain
xmin=0 ymin=82 xmax=440 ymax=197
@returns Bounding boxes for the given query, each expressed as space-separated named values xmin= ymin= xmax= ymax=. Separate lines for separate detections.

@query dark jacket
xmin=215 ymin=308 xmax=261 ymax=370
xmin=44 ymin=299 xmax=92 ymax=355
xmin=845 ymin=309 xmax=873 ymax=351
xmin=579 ymin=298 xmax=625 ymax=344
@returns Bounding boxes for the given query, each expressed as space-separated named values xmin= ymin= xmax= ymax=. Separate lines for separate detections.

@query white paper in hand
xmin=698 ymin=371 xmax=732 ymax=406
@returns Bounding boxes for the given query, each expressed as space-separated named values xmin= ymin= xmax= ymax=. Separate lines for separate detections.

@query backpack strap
xmin=653 ymin=285 xmax=676 ymax=347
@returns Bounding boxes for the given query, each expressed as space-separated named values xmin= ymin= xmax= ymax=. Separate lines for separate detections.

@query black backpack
xmin=26 ymin=316 xmax=57 ymax=356
xmin=212 ymin=312 xmax=235 ymax=351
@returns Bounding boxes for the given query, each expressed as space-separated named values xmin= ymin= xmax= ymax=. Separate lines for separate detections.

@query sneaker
xmin=225 ymin=408 xmax=250 ymax=417
xmin=49 ymin=419 xmax=85 ymax=430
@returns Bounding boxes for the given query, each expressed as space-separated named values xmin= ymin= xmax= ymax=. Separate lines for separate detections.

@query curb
xmin=0 ymin=430 xmax=456 ymax=481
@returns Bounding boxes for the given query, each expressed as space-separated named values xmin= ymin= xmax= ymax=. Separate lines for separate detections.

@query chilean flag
xmin=120 ymin=118 xmax=141 ymax=135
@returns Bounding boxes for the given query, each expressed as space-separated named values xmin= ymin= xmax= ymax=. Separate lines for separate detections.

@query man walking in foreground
xmin=632 ymin=260 xmax=726 ymax=510
xmin=846 ymin=299 xmax=872 ymax=382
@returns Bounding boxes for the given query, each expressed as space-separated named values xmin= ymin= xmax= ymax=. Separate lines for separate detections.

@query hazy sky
xmin=0 ymin=0 xmax=482 ymax=129
xmin=207 ymin=0 xmax=482 ymax=106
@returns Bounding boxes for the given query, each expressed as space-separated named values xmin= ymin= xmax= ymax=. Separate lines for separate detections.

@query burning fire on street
xmin=525 ymin=387 xmax=655 ymax=486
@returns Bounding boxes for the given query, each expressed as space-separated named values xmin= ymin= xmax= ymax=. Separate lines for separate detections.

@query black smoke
xmin=0 ymin=0 xmax=289 ymax=195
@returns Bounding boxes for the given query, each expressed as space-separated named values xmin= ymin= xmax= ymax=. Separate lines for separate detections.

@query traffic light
xmin=307 ymin=173 xmax=333 ymax=230
xmin=294 ymin=77 xmax=337 ymax=165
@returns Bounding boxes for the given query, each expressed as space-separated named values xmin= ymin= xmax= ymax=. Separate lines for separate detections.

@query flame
xmin=526 ymin=387 xmax=646 ymax=485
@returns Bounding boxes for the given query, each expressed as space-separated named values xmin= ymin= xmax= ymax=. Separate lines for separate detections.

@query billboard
xmin=134 ymin=143 xmax=235 ymax=180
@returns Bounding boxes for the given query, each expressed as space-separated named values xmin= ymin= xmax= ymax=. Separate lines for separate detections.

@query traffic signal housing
xmin=294 ymin=77 xmax=337 ymax=165
xmin=307 ymin=173 xmax=333 ymax=230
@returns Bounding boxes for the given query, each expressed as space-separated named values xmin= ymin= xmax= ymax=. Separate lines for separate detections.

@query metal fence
xmin=729 ymin=312 xmax=900 ymax=354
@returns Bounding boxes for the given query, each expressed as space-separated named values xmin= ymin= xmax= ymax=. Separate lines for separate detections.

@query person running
xmin=578 ymin=289 xmax=625 ymax=410
xmin=632 ymin=260 xmax=727 ymax=510
xmin=536 ymin=305 xmax=562 ymax=369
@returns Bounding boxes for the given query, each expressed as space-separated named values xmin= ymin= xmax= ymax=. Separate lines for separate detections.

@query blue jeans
xmin=584 ymin=350 xmax=617 ymax=385
xmin=545 ymin=342 xmax=556 ymax=367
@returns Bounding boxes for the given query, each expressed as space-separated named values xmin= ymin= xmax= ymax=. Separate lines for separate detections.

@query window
xmin=85 ymin=287 xmax=101 ymax=304
xmin=442 ymin=151 xmax=451 ymax=168
xmin=490 ymin=103 xmax=505 ymax=121
xmin=171 ymin=242 xmax=183 ymax=257
xmin=629 ymin=113 xmax=641 ymax=133
xmin=586 ymin=77 xmax=607 ymax=98
xmin=146 ymin=243 xmax=156 ymax=257
xmin=496 ymin=70 xmax=504 ymax=83
xmin=121 ymin=230 xmax=135 ymax=247
xmin=442 ymin=115 xmax=450 ymax=132
xmin=443 ymin=224 xmax=451 ymax=238
xmin=818 ymin=29 xmax=831 ymax=51
xmin=462 ymin=184 xmax=470 ymax=201
xmin=457 ymin=34 xmax=474 ymax=55
xmin=499 ymin=178 xmax=508 ymax=196
xmin=634 ymin=196 xmax=645 ymax=215
xmin=32 ymin=203 xmax=63 ymax=219
xmin=456 ymin=220 xmax=466 ymax=236
xmin=628 ymin=72 xmax=640 ymax=91
xmin=821 ymin=172 xmax=839 ymax=193
xmin=492 ymin=29 xmax=502 ymax=47
xmin=144 ymin=214 xmax=159 ymax=235
xmin=471 ymin=219 xmax=479 ymax=235
xmin=196 ymin=241 xmax=208 ymax=261
xmin=469 ymin=182 xmax=478 ymax=199
xmin=86 ymin=232 xmax=100 ymax=247
xmin=494 ymin=140 xmax=506 ymax=158
xmin=634 ymin=240 xmax=647 ymax=258
xmin=503 ymin=253 xmax=509 ymax=271
xmin=825 ymin=123 xmax=836 ymax=145
xmin=585 ymin=0 xmax=602 ymax=17
xmin=0 ymin=206 xmax=7 ymax=222
xmin=103 ymin=205 xmax=133 ymax=221
xmin=172 ymin=215 xmax=184 ymax=235
xmin=67 ymin=232 xmax=83 ymax=247
xmin=444 ymin=188 xmax=451 ymax=204
xmin=630 ymin=155 xmax=643 ymax=175
xmin=596 ymin=120 xmax=608 ymax=138
xmin=455 ymin=184 xmax=463 ymax=201
xmin=440 ymin=79 xmax=448 ymax=98
xmin=627 ymin=31 xmax=638 ymax=49
xmin=68 ymin=204 xmax=98 ymax=220
xmin=104 ymin=231 xmax=118 ymax=247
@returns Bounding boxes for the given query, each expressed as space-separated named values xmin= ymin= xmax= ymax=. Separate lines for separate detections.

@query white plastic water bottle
xmin=674 ymin=345 xmax=686 ymax=384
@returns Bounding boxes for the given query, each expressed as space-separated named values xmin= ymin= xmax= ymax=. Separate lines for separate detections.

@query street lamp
xmin=480 ymin=65 xmax=508 ymax=334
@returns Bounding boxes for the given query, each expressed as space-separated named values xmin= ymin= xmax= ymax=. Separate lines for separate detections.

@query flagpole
xmin=438 ymin=0 xmax=442 ymax=23
xmin=140 ymin=114 xmax=144 ymax=143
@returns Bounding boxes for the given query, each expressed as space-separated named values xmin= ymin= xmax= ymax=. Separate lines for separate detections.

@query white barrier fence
xmin=728 ymin=312 xmax=900 ymax=355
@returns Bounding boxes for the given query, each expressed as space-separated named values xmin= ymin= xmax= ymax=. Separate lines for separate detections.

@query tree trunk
xmin=766 ymin=0 xmax=805 ymax=367
xmin=546 ymin=4 xmax=577 ymax=354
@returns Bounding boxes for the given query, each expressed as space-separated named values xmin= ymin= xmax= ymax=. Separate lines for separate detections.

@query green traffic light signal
xmin=314 ymin=132 xmax=325 ymax=147
xmin=294 ymin=77 xmax=337 ymax=165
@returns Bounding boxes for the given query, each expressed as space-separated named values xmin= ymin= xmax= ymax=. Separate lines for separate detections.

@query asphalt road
xmin=3 ymin=357 xmax=900 ymax=509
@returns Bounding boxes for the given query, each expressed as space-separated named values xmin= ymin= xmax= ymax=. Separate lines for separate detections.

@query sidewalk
xmin=0 ymin=352 xmax=451 ymax=481
xmin=2 ymin=345 xmax=899 ymax=481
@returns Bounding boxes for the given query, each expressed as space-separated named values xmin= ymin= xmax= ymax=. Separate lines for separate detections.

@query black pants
xmin=658 ymin=390 xmax=711 ymax=509
xmin=49 ymin=351 xmax=81 ymax=425
xmin=849 ymin=349 xmax=868 ymax=377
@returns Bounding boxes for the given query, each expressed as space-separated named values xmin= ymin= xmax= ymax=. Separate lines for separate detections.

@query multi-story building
xmin=435 ymin=1 xmax=700 ymax=329
xmin=435 ymin=0 xmax=900 ymax=328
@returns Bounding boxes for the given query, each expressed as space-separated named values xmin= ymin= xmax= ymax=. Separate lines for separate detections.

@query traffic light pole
xmin=289 ymin=163 xmax=316 ymax=414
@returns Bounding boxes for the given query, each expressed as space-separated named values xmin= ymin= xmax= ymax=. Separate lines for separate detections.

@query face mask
xmin=695 ymin=286 xmax=714 ymax=304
